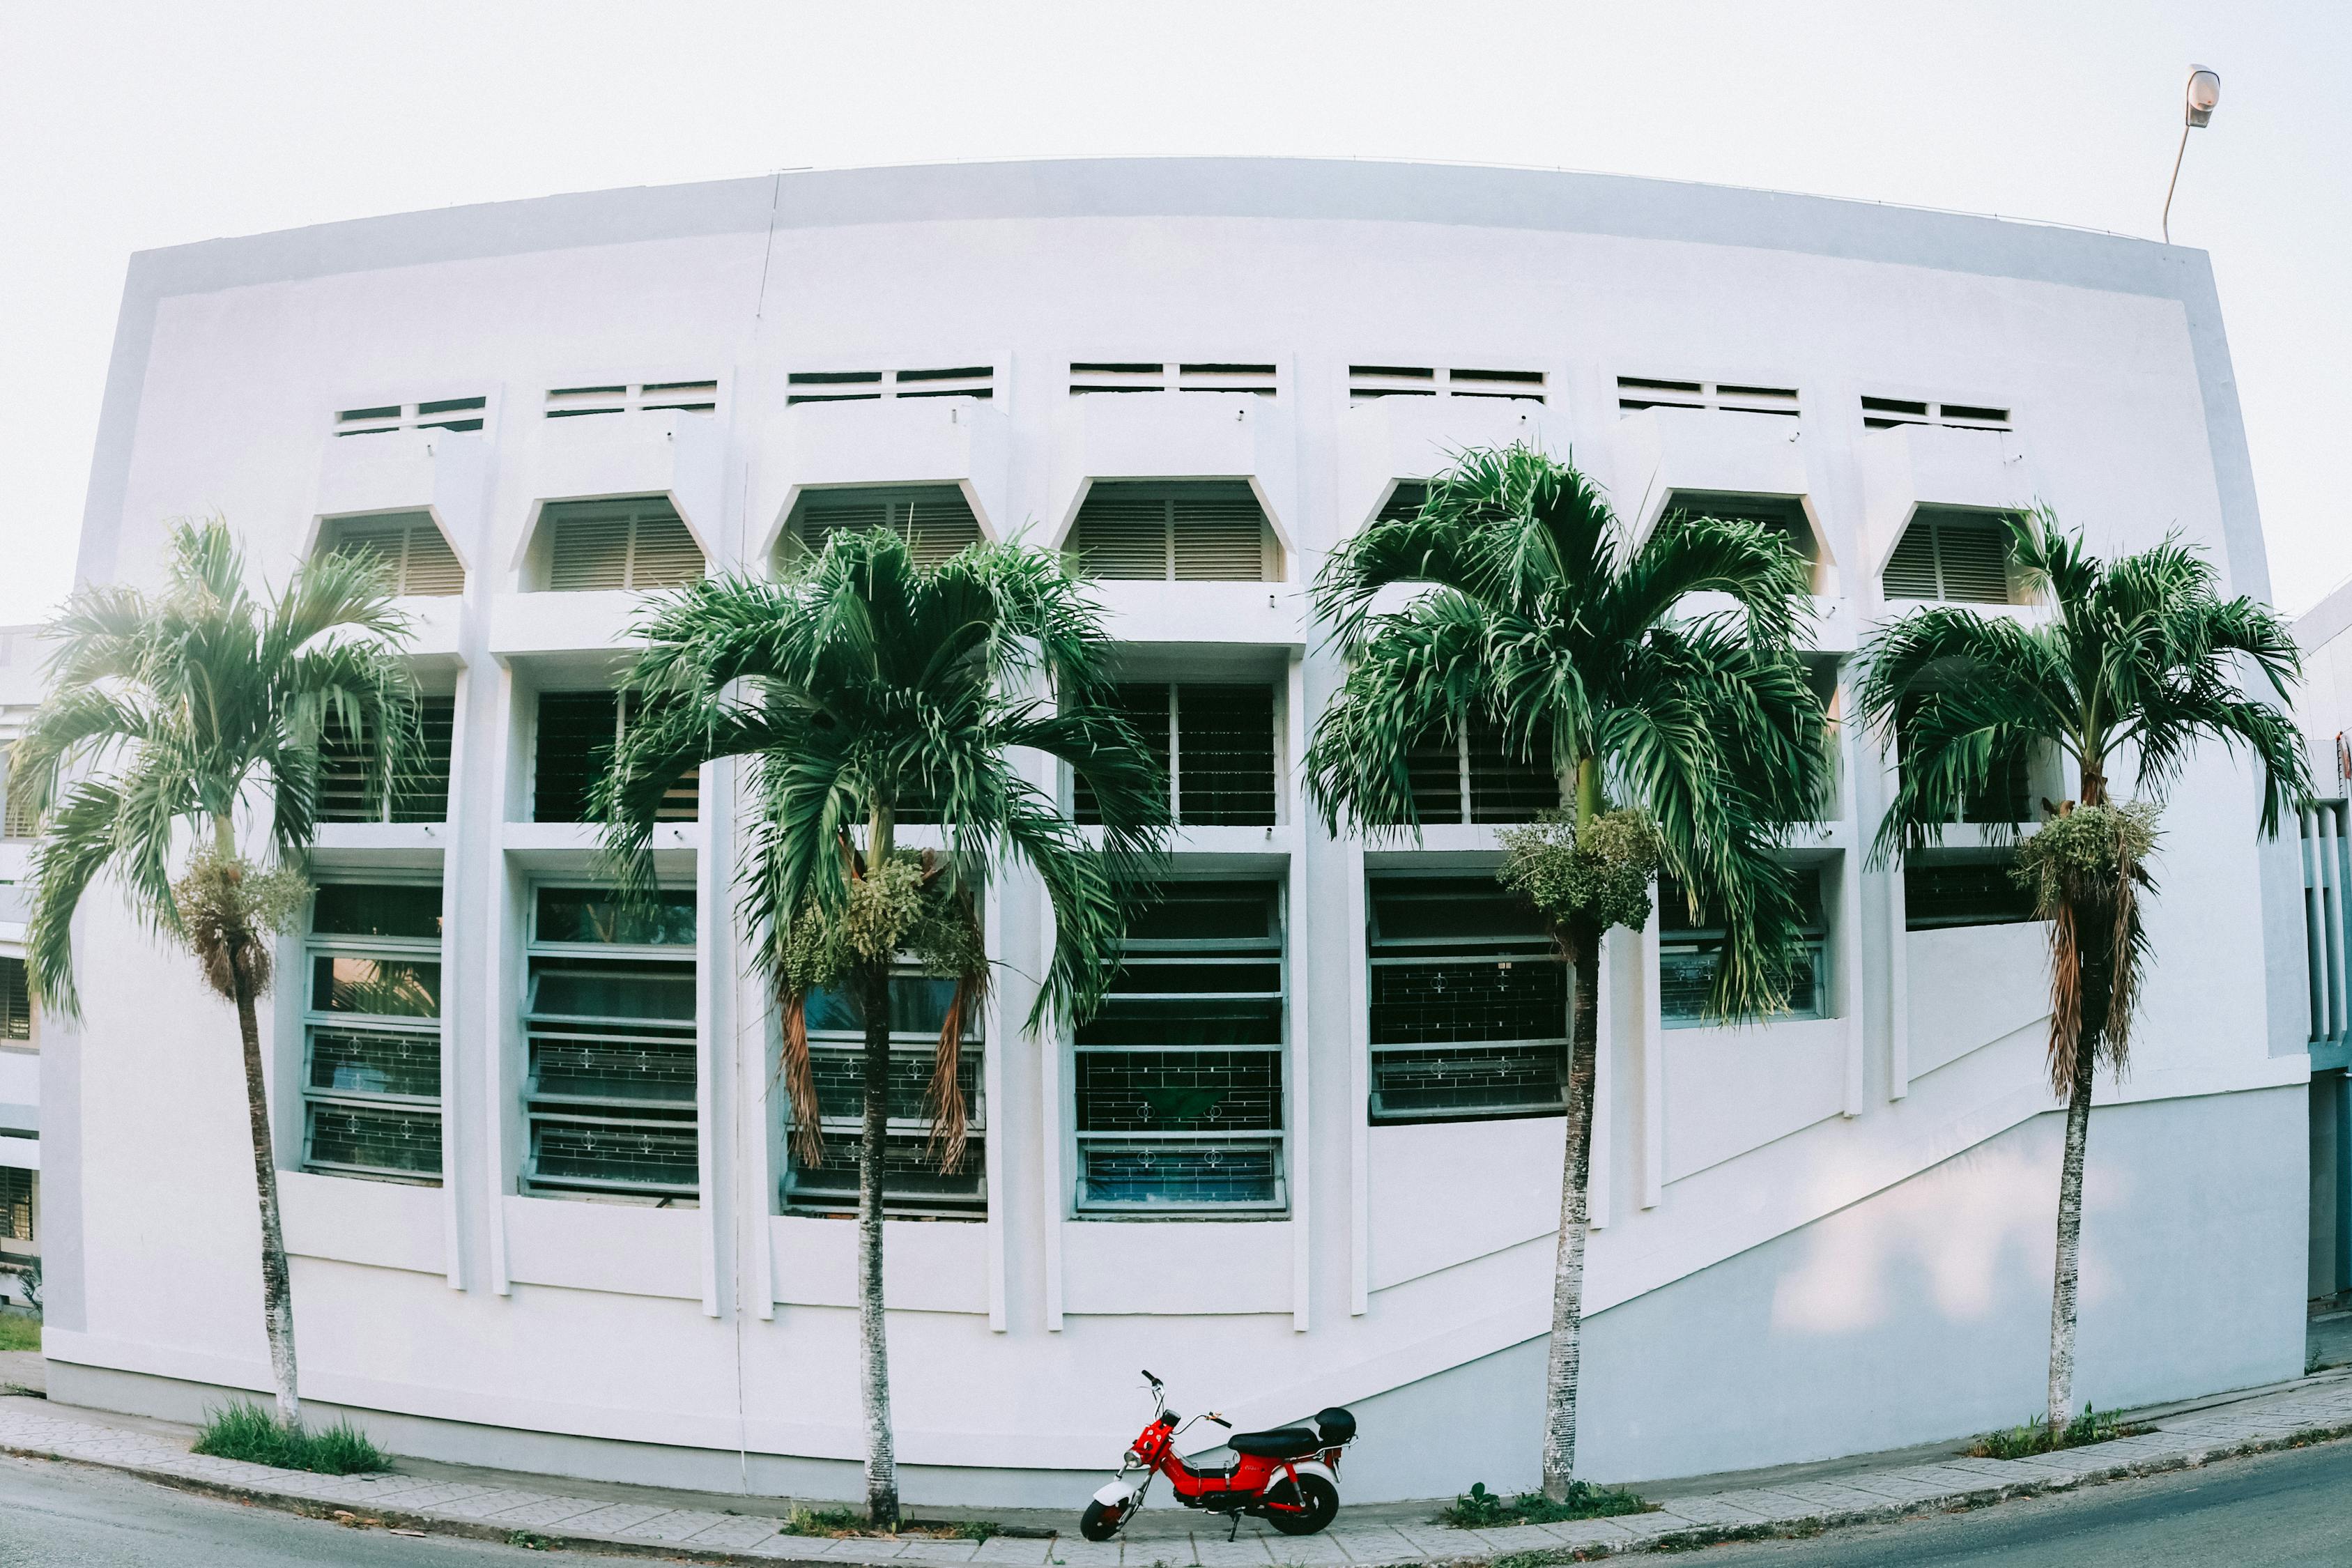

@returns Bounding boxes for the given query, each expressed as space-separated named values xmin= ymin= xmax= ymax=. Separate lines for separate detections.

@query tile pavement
xmin=0 ymin=1371 xmax=2348 ymax=1563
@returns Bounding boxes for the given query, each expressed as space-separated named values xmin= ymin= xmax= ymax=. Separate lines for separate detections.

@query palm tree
xmin=8 ymin=518 xmax=422 ymax=1424
xmin=1857 ymin=507 xmax=2307 ymax=1436
xmin=1307 ymin=446 xmax=1827 ymax=1500
xmin=597 ymin=529 xmax=1165 ymax=1526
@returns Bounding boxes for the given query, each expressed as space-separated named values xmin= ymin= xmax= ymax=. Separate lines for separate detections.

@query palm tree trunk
xmin=1542 ymin=915 xmax=1601 ymax=1501
xmin=2046 ymin=886 xmax=2115 ymax=1435
xmin=858 ymin=803 xmax=900 ymax=1529
xmin=231 ymin=946 xmax=300 ymax=1426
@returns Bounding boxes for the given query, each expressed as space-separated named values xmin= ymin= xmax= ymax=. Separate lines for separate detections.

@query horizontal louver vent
xmin=1350 ymin=366 xmax=1546 ymax=403
xmin=784 ymin=486 xmax=983 ymax=569
xmin=785 ymin=366 xmax=994 ymax=405
xmin=1070 ymin=362 xmax=1278 ymax=397
xmin=1862 ymin=396 xmax=2011 ymax=431
xmin=334 ymin=397 xmax=487 ymax=437
xmin=534 ymin=692 xmax=698 ymax=823
xmin=319 ymin=693 xmax=458 ymax=824
xmin=1066 ymin=482 xmax=1277 ymax=581
xmin=319 ymin=512 xmax=464 ymax=597
xmin=1883 ymin=508 xmax=2015 ymax=604
xmin=543 ymin=498 xmax=705 ymax=592
xmin=1617 ymin=378 xmax=1799 ymax=417
xmin=1376 ymin=482 xmax=1429 ymax=523
xmin=545 ymin=381 xmax=718 ymax=418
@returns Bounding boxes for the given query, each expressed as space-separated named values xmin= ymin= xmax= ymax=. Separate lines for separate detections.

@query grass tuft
xmin=1967 ymin=1404 xmax=2148 ymax=1460
xmin=1440 ymin=1478 xmax=1654 ymax=1528
xmin=190 ymin=1399 xmax=390 ymax=1475
xmin=0 ymin=1314 xmax=38 ymax=1354
xmin=777 ymin=1504 xmax=876 ymax=1537
xmin=777 ymin=1506 xmax=1008 ymax=1541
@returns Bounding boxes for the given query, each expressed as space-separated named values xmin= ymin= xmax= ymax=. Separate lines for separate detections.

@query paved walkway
xmin=0 ymin=1371 xmax=2349 ymax=1565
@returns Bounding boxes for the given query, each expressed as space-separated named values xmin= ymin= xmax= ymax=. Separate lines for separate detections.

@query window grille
xmin=1075 ymin=683 xmax=1276 ymax=828
xmin=523 ymin=886 xmax=699 ymax=1203
xmin=332 ymin=397 xmax=487 ymax=437
xmin=316 ymin=512 xmax=464 ymax=597
xmin=1861 ymin=396 xmax=2011 ymax=432
xmin=1369 ymin=877 xmax=1565 ymax=1123
xmin=1065 ymin=482 xmax=1280 ymax=582
xmin=785 ymin=366 xmax=992 ymax=404
xmin=0 ymin=958 xmax=29 ymax=1043
xmin=541 ymin=498 xmax=705 ymax=592
xmin=302 ymin=883 xmax=444 ymax=1183
xmin=2301 ymin=799 xmax=2351 ymax=1045
xmin=1904 ymin=856 xmax=2036 ymax=930
xmin=1617 ymin=378 xmax=1799 ymax=417
xmin=0 ymin=1167 xmax=29 ymax=1242
xmin=544 ymin=381 xmax=718 ymax=417
xmin=2 ymin=744 xmax=36 ymax=839
xmin=318 ymin=693 xmax=456 ymax=824
xmin=532 ymin=692 xmax=698 ymax=824
xmin=1068 ymin=362 xmax=1277 ymax=396
xmin=1399 ymin=716 xmax=1558 ymax=826
xmin=1661 ymin=869 xmax=1831 ymax=1024
xmin=1665 ymin=492 xmax=1818 ymax=570
xmin=1074 ymin=881 xmax=1286 ymax=1211
xmin=781 ymin=485 xmax=983 ymax=571
xmin=783 ymin=970 xmax=987 ymax=1217
xmin=1882 ymin=507 xmax=2017 ymax=604
xmin=1348 ymin=367 xmax=1546 ymax=403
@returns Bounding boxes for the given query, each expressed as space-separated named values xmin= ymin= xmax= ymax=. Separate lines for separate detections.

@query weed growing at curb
xmin=776 ymin=1505 xmax=1006 ymax=1540
xmin=506 ymin=1529 xmax=553 ymax=1550
xmin=1967 ymin=1404 xmax=2148 ymax=1459
xmin=777 ymin=1504 xmax=870 ymax=1535
xmin=190 ymin=1400 xmax=389 ymax=1475
xmin=0 ymin=1314 xmax=38 ymax=1353
xmin=1441 ymin=1478 xmax=1655 ymax=1527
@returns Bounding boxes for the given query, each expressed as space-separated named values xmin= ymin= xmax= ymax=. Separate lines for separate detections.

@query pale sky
xmin=3 ymin=2 xmax=2346 ymax=624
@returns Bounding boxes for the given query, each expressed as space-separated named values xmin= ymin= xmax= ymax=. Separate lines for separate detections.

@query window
xmin=1369 ymin=877 xmax=1565 ymax=1123
xmin=302 ymin=884 xmax=443 ymax=1183
xmin=1666 ymin=492 xmax=1819 ymax=574
xmin=1 ymin=744 xmax=33 ymax=840
xmin=523 ymin=886 xmax=699 ymax=1203
xmin=1066 ymin=482 xmax=1280 ymax=582
xmin=1069 ymin=362 xmax=1277 ymax=396
xmin=1074 ymin=881 xmax=1286 ymax=1212
xmin=1348 ymin=367 xmax=1546 ymax=403
xmin=333 ymin=397 xmax=486 ymax=437
xmin=1401 ymin=717 xmax=1558 ymax=825
xmin=539 ymin=498 xmax=705 ymax=592
xmin=1660 ymin=868 xmax=1831 ymax=1025
xmin=1375 ymin=482 xmax=1428 ymax=524
xmin=783 ymin=971 xmax=985 ymax=1217
xmin=545 ymin=381 xmax=718 ymax=417
xmin=318 ymin=693 xmax=456 ymax=824
xmin=1074 ymin=683 xmax=1276 ymax=828
xmin=0 ymin=1168 xmax=30 ymax=1243
xmin=0 ymin=958 xmax=29 ymax=1043
xmin=1882 ymin=508 xmax=2017 ymax=604
xmin=781 ymin=486 xmax=982 ymax=571
xmin=785 ymin=366 xmax=993 ymax=404
xmin=1618 ymin=378 xmax=1798 ymax=417
xmin=1905 ymin=856 xmax=2036 ymax=930
xmin=1861 ymin=396 xmax=2011 ymax=432
xmin=316 ymin=512 xmax=464 ymax=597
xmin=533 ymin=692 xmax=698 ymax=823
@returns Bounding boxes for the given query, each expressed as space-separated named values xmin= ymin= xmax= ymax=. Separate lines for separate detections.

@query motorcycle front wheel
xmin=1261 ymin=1473 xmax=1339 ymax=1536
xmin=1079 ymin=1500 xmax=1126 ymax=1542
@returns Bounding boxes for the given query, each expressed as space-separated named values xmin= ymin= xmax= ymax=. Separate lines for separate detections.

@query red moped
xmin=1079 ymin=1369 xmax=1356 ymax=1541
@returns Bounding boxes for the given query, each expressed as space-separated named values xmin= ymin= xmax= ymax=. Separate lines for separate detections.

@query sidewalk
xmin=1 ymin=1370 xmax=2350 ymax=1565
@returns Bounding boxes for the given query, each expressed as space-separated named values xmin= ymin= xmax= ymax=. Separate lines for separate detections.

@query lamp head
xmin=2185 ymin=66 xmax=2220 ymax=128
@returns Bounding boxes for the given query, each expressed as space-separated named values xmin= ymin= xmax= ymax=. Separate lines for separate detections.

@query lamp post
xmin=2162 ymin=66 xmax=2222 ymax=243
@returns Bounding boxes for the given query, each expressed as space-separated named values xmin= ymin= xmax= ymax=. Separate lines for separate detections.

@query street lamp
xmin=2163 ymin=66 xmax=2222 ymax=243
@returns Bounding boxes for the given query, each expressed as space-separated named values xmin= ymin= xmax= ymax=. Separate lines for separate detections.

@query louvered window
xmin=523 ymin=886 xmax=699 ymax=1204
xmin=1862 ymin=396 xmax=2011 ymax=431
xmin=1369 ymin=877 xmax=1566 ymax=1123
xmin=1075 ymin=683 xmax=1277 ymax=828
xmin=541 ymin=498 xmax=705 ymax=592
xmin=1661 ymin=869 xmax=1830 ymax=1024
xmin=1617 ymin=378 xmax=1799 ymax=417
xmin=302 ymin=884 xmax=443 ymax=1184
xmin=1905 ymin=855 xmax=2036 ymax=930
xmin=1666 ymin=492 xmax=1818 ymax=570
xmin=333 ymin=397 xmax=487 ymax=437
xmin=533 ymin=692 xmax=698 ymax=824
xmin=1882 ymin=508 xmax=2017 ymax=604
xmin=1069 ymin=362 xmax=1278 ymax=396
xmin=0 ymin=1168 xmax=29 ymax=1243
xmin=1074 ymin=882 xmax=1286 ymax=1212
xmin=319 ymin=693 xmax=456 ymax=824
xmin=1401 ymin=717 xmax=1559 ymax=826
xmin=544 ymin=381 xmax=718 ymax=417
xmin=2 ymin=744 xmax=36 ymax=840
xmin=781 ymin=486 xmax=983 ymax=571
xmin=1349 ymin=367 xmax=1546 ymax=403
xmin=1066 ymin=482 xmax=1279 ymax=582
xmin=783 ymin=969 xmax=986 ymax=1218
xmin=1376 ymin=481 xmax=1429 ymax=523
xmin=317 ymin=512 xmax=464 ymax=597
xmin=786 ymin=365 xmax=994 ymax=404
xmin=0 ymin=958 xmax=30 ymax=1043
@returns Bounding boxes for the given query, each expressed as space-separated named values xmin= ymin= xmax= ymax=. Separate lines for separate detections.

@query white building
xmin=0 ymin=627 xmax=43 ymax=1309
xmin=36 ymin=159 xmax=2316 ymax=1502
xmin=2288 ymin=583 xmax=2352 ymax=1313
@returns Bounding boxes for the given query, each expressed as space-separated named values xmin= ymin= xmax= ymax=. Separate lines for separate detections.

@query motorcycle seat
xmin=1227 ymin=1426 xmax=1325 ymax=1459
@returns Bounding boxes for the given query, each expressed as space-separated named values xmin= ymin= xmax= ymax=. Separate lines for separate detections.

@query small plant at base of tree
xmin=1967 ymin=1403 xmax=2147 ymax=1460
xmin=778 ymin=1503 xmax=880 ymax=1536
xmin=191 ymin=1399 xmax=390 ymax=1475
xmin=1440 ymin=1478 xmax=1654 ymax=1528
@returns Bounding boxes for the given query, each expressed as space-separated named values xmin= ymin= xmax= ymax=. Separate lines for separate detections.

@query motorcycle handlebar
xmin=1141 ymin=1369 xmax=1162 ymax=1388
xmin=1206 ymin=1412 xmax=1231 ymax=1427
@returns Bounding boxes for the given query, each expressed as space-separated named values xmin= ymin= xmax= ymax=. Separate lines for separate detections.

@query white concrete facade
xmin=1 ymin=627 xmax=45 ymax=1307
xmin=40 ymin=159 xmax=2313 ymax=1500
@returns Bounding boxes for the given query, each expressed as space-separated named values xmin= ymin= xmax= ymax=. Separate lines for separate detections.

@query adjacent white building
xmin=35 ymin=159 xmax=2317 ymax=1502
xmin=1 ymin=627 xmax=44 ymax=1309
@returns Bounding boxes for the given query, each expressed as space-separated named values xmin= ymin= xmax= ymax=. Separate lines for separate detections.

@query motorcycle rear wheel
xmin=1261 ymin=1473 xmax=1339 ymax=1536
xmin=1079 ymin=1500 xmax=1125 ymax=1542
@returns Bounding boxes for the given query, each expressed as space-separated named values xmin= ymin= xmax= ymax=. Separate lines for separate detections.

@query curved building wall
xmin=40 ymin=159 xmax=2310 ymax=1500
